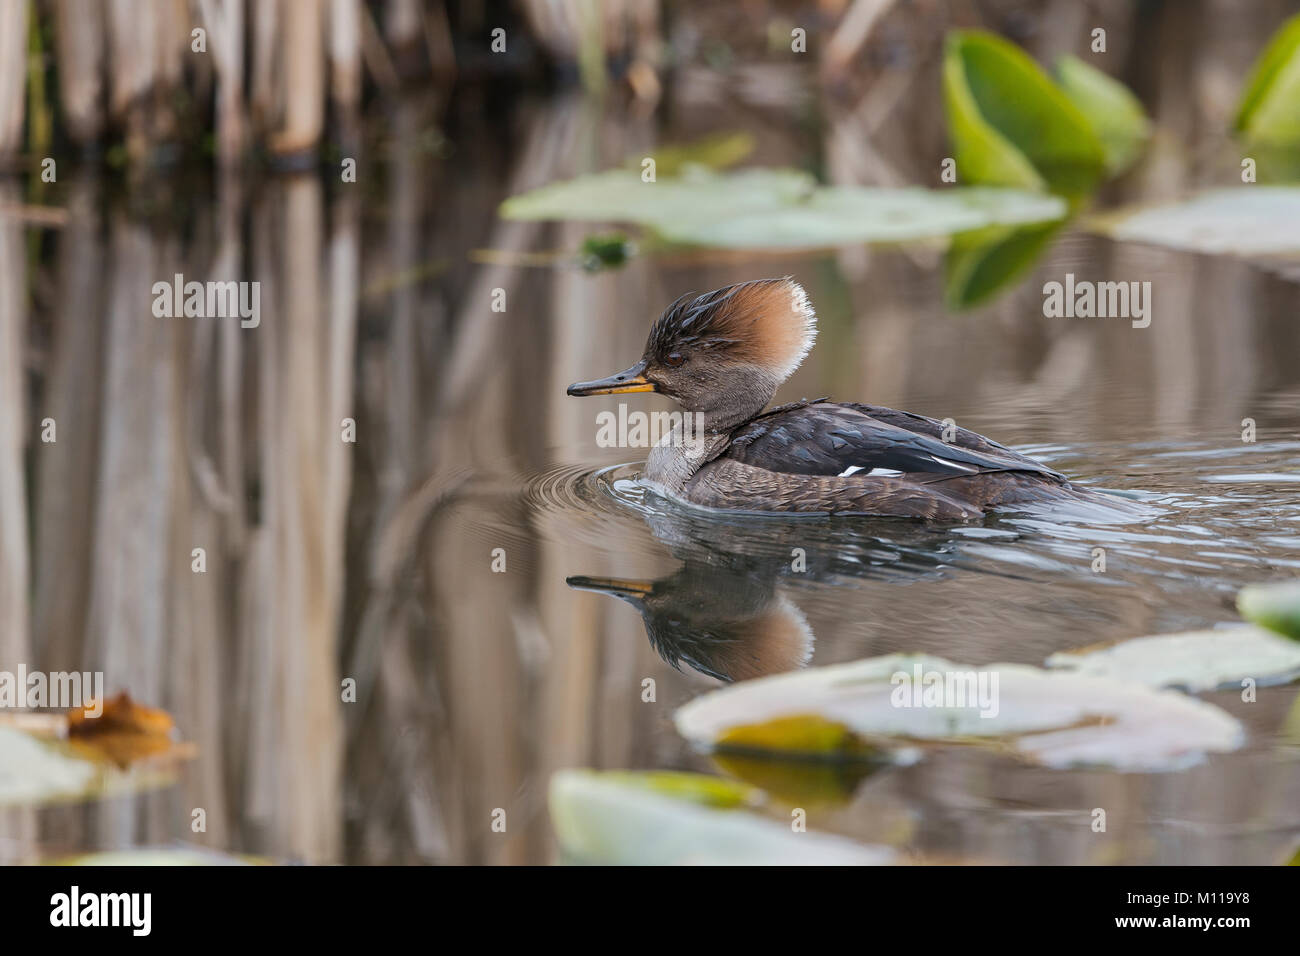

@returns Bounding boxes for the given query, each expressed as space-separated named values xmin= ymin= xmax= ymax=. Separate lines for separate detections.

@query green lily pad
xmin=1091 ymin=187 xmax=1300 ymax=255
xmin=1238 ymin=580 xmax=1300 ymax=640
xmin=1046 ymin=624 xmax=1300 ymax=691
xmin=710 ymin=750 xmax=901 ymax=807
xmin=1055 ymin=55 xmax=1150 ymax=175
xmin=674 ymin=653 xmax=1243 ymax=772
xmin=502 ymin=167 xmax=1065 ymax=250
xmin=1235 ymin=13 xmax=1300 ymax=145
xmin=671 ymin=185 xmax=1066 ymax=250
xmin=549 ymin=769 xmax=893 ymax=865
xmin=501 ymin=166 xmax=814 ymax=229
xmin=590 ymin=769 xmax=758 ymax=809
xmin=943 ymin=30 xmax=1106 ymax=196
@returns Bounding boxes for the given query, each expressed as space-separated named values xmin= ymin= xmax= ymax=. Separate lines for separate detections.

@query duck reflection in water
xmin=567 ymin=509 xmax=973 ymax=682
xmin=569 ymin=561 xmax=813 ymax=682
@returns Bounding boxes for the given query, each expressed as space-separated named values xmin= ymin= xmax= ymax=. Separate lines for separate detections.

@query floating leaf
xmin=502 ymin=167 xmax=1065 ymax=250
xmin=1235 ymin=13 xmax=1300 ymax=145
xmin=1091 ymin=187 xmax=1300 ymax=256
xmin=501 ymin=167 xmax=813 ymax=229
xmin=943 ymin=30 xmax=1106 ymax=196
xmin=0 ymin=693 xmax=192 ymax=806
xmin=717 ymin=714 xmax=879 ymax=756
xmin=664 ymin=185 xmax=1066 ymax=250
xmin=549 ymin=769 xmax=893 ymax=865
xmin=0 ymin=724 xmax=188 ymax=808
xmin=67 ymin=692 xmax=189 ymax=768
xmin=675 ymin=653 xmax=1243 ymax=771
xmin=1054 ymin=55 xmax=1150 ymax=175
xmin=1046 ymin=624 xmax=1300 ymax=691
xmin=1238 ymin=581 xmax=1300 ymax=640
xmin=591 ymin=769 xmax=758 ymax=809
xmin=0 ymin=727 xmax=99 ymax=806
xmin=68 ymin=692 xmax=173 ymax=737
xmin=710 ymin=751 xmax=900 ymax=807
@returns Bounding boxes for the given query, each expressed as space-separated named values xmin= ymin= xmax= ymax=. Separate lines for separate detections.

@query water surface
xmin=7 ymin=80 xmax=1300 ymax=866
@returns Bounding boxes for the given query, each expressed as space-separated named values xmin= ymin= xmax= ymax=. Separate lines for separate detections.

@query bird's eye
xmin=665 ymin=352 xmax=685 ymax=368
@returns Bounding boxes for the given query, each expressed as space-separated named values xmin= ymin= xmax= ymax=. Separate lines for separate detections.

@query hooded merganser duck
xmin=568 ymin=277 xmax=1110 ymax=520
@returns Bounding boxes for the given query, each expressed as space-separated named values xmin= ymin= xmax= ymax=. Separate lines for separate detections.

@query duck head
xmin=567 ymin=277 xmax=817 ymax=432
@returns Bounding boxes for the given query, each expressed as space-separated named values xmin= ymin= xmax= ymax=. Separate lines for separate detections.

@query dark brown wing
xmin=722 ymin=401 xmax=1067 ymax=482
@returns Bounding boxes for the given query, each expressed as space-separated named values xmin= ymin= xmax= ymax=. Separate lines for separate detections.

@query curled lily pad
xmin=1238 ymin=581 xmax=1300 ymax=640
xmin=1054 ymin=55 xmax=1150 ymax=175
xmin=501 ymin=167 xmax=1066 ymax=250
xmin=674 ymin=653 xmax=1243 ymax=772
xmin=0 ymin=694 xmax=193 ymax=806
xmin=1235 ymin=13 xmax=1300 ymax=145
xmin=548 ymin=769 xmax=894 ymax=865
xmin=1046 ymin=624 xmax=1300 ymax=691
xmin=943 ymin=30 xmax=1106 ymax=196
xmin=1091 ymin=187 xmax=1300 ymax=256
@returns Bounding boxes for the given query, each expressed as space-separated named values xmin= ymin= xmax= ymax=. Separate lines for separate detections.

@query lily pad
xmin=0 ymin=725 xmax=185 ymax=807
xmin=943 ymin=30 xmax=1106 ymax=195
xmin=1092 ymin=187 xmax=1300 ymax=256
xmin=1235 ymin=13 xmax=1300 ymax=145
xmin=549 ymin=769 xmax=894 ymax=865
xmin=674 ymin=653 xmax=1243 ymax=772
xmin=1054 ymin=55 xmax=1150 ymax=175
xmin=0 ymin=727 xmax=99 ymax=806
xmin=1238 ymin=580 xmax=1300 ymax=640
xmin=502 ymin=166 xmax=1066 ymax=250
xmin=501 ymin=167 xmax=813 ymax=229
xmin=673 ymin=185 xmax=1066 ymax=250
xmin=0 ymin=694 xmax=193 ymax=806
xmin=1046 ymin=624 xmax=1300 ymax=691
xmin=710 ymin=751 xmax=902 ymax=807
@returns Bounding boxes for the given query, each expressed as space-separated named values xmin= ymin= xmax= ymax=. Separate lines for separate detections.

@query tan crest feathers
xmin=733 ymin=277 xmax=817 ymax=380
xmin=646 ymin=277 xmax=818 ymax=382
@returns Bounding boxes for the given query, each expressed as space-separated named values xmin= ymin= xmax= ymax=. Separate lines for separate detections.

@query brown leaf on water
xmin=66 ymin=693 xmax=193 ymax=768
